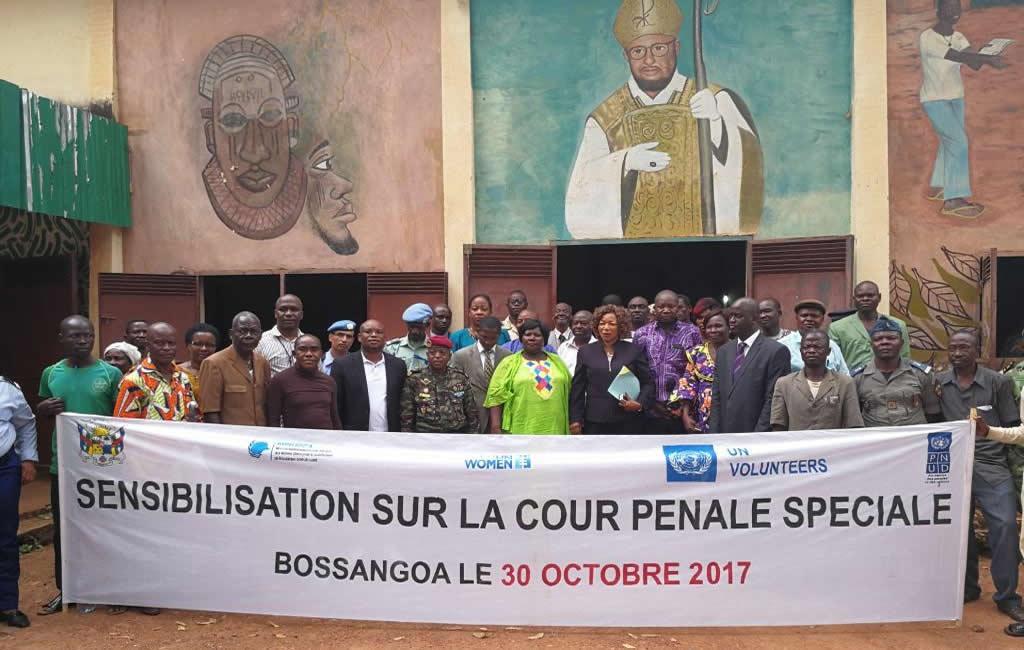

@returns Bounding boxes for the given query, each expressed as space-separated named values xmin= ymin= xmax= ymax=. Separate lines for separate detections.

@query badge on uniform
xmin=886 ymin=399 xmax=898 ymax=411
xmin=826 ymin=395 xmax=839 ymax=405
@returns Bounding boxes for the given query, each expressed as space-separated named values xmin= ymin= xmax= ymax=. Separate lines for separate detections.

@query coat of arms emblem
xmin=77 ymin=420 xmax=126 ymax=466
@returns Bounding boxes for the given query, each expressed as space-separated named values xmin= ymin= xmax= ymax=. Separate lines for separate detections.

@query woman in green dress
xmin=484 ymin=319 xmax=571 ymax=435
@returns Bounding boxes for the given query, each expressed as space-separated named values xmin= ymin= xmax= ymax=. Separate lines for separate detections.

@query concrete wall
xmin=0 ymin=0 xmax=114 ymax=107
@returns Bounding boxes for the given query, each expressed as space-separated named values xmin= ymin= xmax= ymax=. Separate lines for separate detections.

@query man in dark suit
xmin=708 ymin=297 xmax=791 ymax=433
xmin=331 ymin=319 xmax=406 ymax=431
xmin=450 ymin=317 xmax=510 ymax=433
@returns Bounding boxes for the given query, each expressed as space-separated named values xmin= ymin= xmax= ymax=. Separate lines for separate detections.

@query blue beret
xmin=402 ymin=303 xmax=433 ymax=324
xmin=869 ymin=317 xmax=903 ymax=337
xmin=327 ymin=319 xmax=356 ymax=333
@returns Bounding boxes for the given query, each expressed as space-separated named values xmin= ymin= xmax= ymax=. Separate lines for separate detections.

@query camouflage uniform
xmin=852 ymin=359 xmax=941 ymax=427
xmin=399 ymin=367 xmax=479 ymax=433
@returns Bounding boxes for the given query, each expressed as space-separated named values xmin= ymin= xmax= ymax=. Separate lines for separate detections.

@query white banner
xmin=57 ymin=415 xmax=973 ymax=627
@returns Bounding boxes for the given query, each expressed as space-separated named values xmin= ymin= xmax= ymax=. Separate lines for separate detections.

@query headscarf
xmin=104 ymin=341 xmax=142 ymax=367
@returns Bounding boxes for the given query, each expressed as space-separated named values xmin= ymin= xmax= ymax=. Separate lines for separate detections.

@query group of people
xmin=3 ymin=279 xmax=1024 ymax=629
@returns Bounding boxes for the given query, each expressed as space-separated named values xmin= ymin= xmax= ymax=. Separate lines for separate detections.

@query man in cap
xmin=321 ymin=320 xmax=356 ymax=375
xmin=384 ymin=304 xmax=433 ymax=374
xmin=852 ymin=317 xmax=941 ymax=427
xmin=770 ymin=330 xmax=863 ymax=431
xmin=777 ymin=299 xmax=849 ymax=374
xmin=400 ymin=336 xmax=479 ymax=433
xmin=829 ymin=281 xmax=911 ymax=370
xmin=566 ymin=0 xmax=762 ymax=239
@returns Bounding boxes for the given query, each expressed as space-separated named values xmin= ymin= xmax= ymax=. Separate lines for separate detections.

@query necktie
xmin=483 ymin=350 xmax=495 ymax=380
xmin=731 ymin=341 xmax=747 ymax=379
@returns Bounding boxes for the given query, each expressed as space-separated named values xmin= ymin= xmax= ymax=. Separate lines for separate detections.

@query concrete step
xmin=18 ymin=507 xmax=54 ymax=549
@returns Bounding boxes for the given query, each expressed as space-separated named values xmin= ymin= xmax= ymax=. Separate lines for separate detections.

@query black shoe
xmin=0 ymin=610 xmax=30 ymax=628
xmin=37 ymin=593 xmax=61 ymax=616
xmin=137 ymin=607 xmax=161 ymax=616
xmin=1007 ymin=623 xmax=1024 ymax=637
xmin=998 ymin=603 xmax=1024 ymax=622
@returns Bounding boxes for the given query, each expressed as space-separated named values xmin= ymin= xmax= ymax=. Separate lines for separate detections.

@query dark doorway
xmin=202 ymin=275 xmax=280 ymax=347
xmin=556 ymin=240 xmax=747 ymax=313
xmin=0 ymin=255 xmax=75 ymax=469
xmin=996 ymin=256 xmax=1024 ymax=357
xmin=285 ymin=273 xmax=367 ymax=345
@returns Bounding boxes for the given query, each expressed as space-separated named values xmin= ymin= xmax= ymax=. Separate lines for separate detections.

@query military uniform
xmin=852 ymin=359 xmax=941 ymax=427
xmin=383 ymin=336 xmax=429 ymax=374
xmin=399 ymin=367 xmax=479 ymax=433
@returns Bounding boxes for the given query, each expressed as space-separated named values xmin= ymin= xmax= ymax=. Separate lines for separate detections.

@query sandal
xmin=37 ymin=593 xmax=62 ymax=616
xmin=107 ymin=605 xmax=128 ymax=615
xmin=137 ymin=607 xmax=161 ymax=616
xmin=941 ymin=202 xmax=985 ymax=219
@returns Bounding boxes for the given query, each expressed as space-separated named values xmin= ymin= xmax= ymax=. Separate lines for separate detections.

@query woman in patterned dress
xmin=669 ymin=309 xmax=728 ymax=433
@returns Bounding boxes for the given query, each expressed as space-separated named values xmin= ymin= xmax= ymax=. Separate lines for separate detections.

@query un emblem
xmin=663 ymin=445 xmax=717 ymax=482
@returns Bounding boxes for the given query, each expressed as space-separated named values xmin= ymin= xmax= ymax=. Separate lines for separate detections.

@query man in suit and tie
xmin=708 ymin=297 xmax=791 ymax=433
xmin=331 ymin=319 xmax=407 ymax=431
xmin=199 ymin=311 xmax=272 ymax=426
xmin=450 ymin=317 xmax=510 ymax=433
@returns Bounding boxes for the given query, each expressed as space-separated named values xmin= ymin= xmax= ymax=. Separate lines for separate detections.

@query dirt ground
xmin=3 ymin=546 xmax=1024 ymax=649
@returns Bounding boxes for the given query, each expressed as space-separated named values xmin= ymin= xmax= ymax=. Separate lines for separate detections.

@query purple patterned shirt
xmin=633 ymin=320 xmax=703 ymax=403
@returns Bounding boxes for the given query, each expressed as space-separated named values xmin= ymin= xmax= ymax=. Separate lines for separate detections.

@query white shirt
xmin=548 ymin=327 xmax=571 ymax=350
xmin=477 ymin=341 xmax=498 ymax=373
xmin=256 ymin=325 xmax=303 ymax=377
xmin=920 ymin=29 xmax=970 ymax=102
xmin=565 ymin=71 xmax=753 ymax=239
xmin=557 ymin=336 xmax=597 ymax=377
xmin=362 ymin=353 xmax=389 ymax=432
xmin=737 ymin=329 xmax=760 ymax=354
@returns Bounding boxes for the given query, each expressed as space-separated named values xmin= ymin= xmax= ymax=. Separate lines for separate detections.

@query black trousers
xmin=642 ymin=415 xmax=684 ymax=435
xmin=51 ymin=474 xmax=61 ymax=591
xmin=0 ymin=449 xmax=20 ymax=610
xmin=584 ymin=419 xmax=644 ymax=435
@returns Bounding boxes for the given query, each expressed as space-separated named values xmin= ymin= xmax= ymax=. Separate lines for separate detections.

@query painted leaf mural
xmin=908 ymin=325 xmax=942 ymax=352
xmin=941 ymin=246 xmax=983 ymax=284
xmin=912 ymin=268 xmax=970 ymax=320
xmin=890 ymin=260 xmax=912 ymax=316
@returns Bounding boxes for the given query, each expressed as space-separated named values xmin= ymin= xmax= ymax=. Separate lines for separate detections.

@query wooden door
xmin=750 ymin=236 xmax=853 ymax=331
xmin=464 ymin=245 xmax=556 ymax=326
xmin=366 ymin=272 xmax=447 ymax=339
xmin=98 ymin=273 xmax=200 ymax=360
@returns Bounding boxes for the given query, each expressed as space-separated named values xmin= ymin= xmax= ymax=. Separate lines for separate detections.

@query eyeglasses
xmin=626 ymin=41 xmax=675 ymax=60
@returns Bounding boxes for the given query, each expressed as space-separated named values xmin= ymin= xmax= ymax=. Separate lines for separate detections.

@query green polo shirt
xmin=38 ymin=359 xmax=122 ymax=474
xmin=828 ymin=313 xmax=911 ymax=371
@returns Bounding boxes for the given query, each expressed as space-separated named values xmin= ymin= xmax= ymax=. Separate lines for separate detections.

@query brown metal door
xmin=98 ymin=273 xmax=200 ymax=360
xmin=750 ymin=236 xmax=853 ymax=331
xmin=464 ymin=245 xmax=557 ymax=326
xmin=366 ymin=272 xmax=448 ymax=339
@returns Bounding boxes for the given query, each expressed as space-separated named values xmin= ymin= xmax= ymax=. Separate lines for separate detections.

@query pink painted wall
xmin=116 ymin=0 xmax=443 ymax=274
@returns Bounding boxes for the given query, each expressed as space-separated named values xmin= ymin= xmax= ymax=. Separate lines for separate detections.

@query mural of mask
xmin=198 ymin=35 xmax=307 ymax=240
xmin=305 ymin=139 xmax=358 ymax=255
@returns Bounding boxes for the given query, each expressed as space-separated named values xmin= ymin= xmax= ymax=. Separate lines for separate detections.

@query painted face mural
xmin=199 ymin=35 xmax=306 ymax=239
xmin=305 ymin=139 xmax=358 ymax=255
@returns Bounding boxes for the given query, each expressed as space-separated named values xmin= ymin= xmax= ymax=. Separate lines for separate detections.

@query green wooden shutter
xmin=22 ymin=92 xmax=130 ymax=226
xmin=0 ymin=80 xmax=24 ymax=210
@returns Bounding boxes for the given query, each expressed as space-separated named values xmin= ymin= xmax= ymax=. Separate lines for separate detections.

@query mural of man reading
xmin=198 ymin=35 xmax=307 ymax=240
xmin=565 ymin=0 xmax=763 ymax=240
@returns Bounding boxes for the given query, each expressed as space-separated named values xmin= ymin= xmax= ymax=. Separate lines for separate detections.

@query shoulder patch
xmin=910 ymin=360 xmax=932 ymax=374
xmin=850 ymin=366 xmax=866 ymax=377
